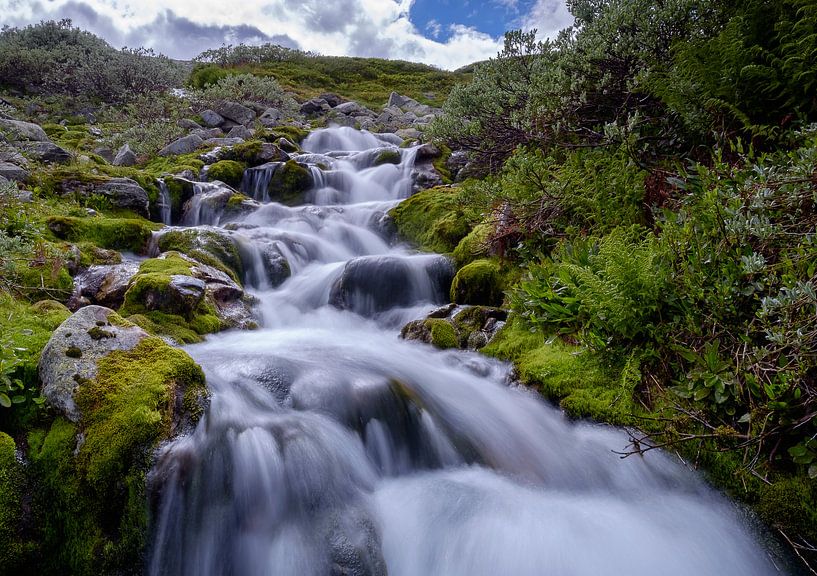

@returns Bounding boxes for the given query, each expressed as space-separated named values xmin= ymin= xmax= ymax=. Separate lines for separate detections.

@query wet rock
xmin=68 ymin=261 xmax=141 ymax=310
xmin=0 ymin=161 xmax=28 ymax=182
xmin=400 ymin=305 xmax=507 ymax=351
xmin=113 ymin=143 xmax=137 ymax=167
xmin=415 ymin=143 xmax=441 ymax=161
xmin=411 ymin=162 xmax=444 ymax=192
xmin=330 ymin=254 xmax=453 ymax=315
xmin=0 ymin=118 xmax=50 ymax=142
xmin=216 ymin=102 xmax=256 ymax=126
xmin=38 ymin=305 xmax=150 ymax=421
xmin=159 ymin=134 xmax=204 ymax=156
xmin=96 ymin=177 xmax=150 ymax=217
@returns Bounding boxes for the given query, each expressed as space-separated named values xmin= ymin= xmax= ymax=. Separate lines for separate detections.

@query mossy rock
xmin=47 ymin=215 xmax=158 ymax=253
xmin=453 ymin=222 xmax=492 ymax=267
xmin=390 ymin=186 xmax=470 ymax=253
xmin=207 ymin=160 xmax=246 ymax=187
xmin=269 ymin=160 xmax=312 ymax=205
xmin=450 ymin=258 xmax=505 ymax=307
xmin=427 ymin=318 xmax=458 ymax=349
xmin=156 ymin=228 xmax=243 ymax=282
xmin=142 ymin=153 xmax=204 ymax=178
xmin=29 ymin=333 xmax=207 ymax=575
xmin=374 ymin=149 xmax=401 ymax=166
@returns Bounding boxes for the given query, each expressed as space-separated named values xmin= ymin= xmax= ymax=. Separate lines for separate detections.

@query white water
xmin=147 ymin=128 xmax=786 ymax=576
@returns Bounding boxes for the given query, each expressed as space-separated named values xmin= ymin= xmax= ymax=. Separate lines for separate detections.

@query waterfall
xmin=147 ymin=127 xmax=783 ymax=576
xmin=157 ymin=179 xmax=172 ymax=226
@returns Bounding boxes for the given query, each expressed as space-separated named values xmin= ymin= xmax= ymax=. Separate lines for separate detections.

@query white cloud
xmin=520 ymin=0 xmax=574 ymax=40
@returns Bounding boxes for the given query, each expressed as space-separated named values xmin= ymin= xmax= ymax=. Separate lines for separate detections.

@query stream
xmin=147 ymin=127 xmax=786 ymax=576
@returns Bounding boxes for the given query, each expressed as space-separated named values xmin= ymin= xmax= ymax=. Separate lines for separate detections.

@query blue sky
xmin=0 ymin=0 xmax=574 ymax=69
xmin=411 ymin=0 xmax=538 ymax=42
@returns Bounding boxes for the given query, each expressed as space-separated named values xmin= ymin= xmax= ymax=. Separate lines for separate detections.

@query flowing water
xmin=148 ymin=127 xmax=786 ymax=576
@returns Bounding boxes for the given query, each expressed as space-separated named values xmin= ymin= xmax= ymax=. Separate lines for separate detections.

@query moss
xmin=15 ymin=253 xmax=74 ymax=302
xmin=224 ymin=140 xmax=264 ymax=166
xmin=76 ymin=243 xmax=122 ymax=267
xmin=142 ymin=153 xmax=204 ymax=178
xmin=483 ymin=316 xmax=637 ymax=424
xmin=374 ymin=149 xmax=401 ymax=166
xmin=426 ymin=319 xmax=459 ymax=349
xmin=65 ymin=346 xmax=82 ymax=358
xmin=46 ymin=215 xmax=158 ymax=253
xmin=265 ymin=125 xmax=309 ymax=144
xmin=431 ymin=143 xmax=453 ymax=184
xmin=125 ymin=312 xmax=204 ymax=344
xmin=0 ymin=432 xmax=28 ymax=571
xmin=450 ymin=258 xmax=505 ymax=307
xmin=390 ymin=186 xmax=470 ymax=253
xmin=453 ymin=222 xmax=492 ymax=267
xmin=29 ymin=336 xmax=207 ymax=576
xmin=156 ymin=229 xmax=243 ymax=282
xmin=757 ymin=478 xmax=817 ymax=541
xmin=269 ymin=160 xmax=312 ymax=205
xmin=207 ymin=160 xmax=246 ymax=187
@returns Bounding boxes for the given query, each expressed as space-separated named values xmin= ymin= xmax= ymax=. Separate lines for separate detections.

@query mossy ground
xmin=0 ymin=432 xmax=32 ymax=572
xmin=47 ymin=215 xmax=158 ymax=253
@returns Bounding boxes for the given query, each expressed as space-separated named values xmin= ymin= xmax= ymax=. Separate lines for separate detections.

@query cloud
xmin=520 ymin=0 xmax=574 ymax=39
xmin=426 ymin=19 xmax=443 ymax=39
xmin=0 ymin=0 xmax=573 ymax=69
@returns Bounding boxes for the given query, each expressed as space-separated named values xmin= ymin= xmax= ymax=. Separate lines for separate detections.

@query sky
xmin=0 ymin=0 xmax=574 ymax=70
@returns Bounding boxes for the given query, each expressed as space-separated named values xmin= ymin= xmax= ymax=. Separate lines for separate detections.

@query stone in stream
xmin=68 ymin=260 xmax=141 ymax=310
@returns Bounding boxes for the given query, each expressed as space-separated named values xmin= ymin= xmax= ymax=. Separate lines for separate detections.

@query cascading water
xmin=148 ymin=127 xmax=788 ymax=576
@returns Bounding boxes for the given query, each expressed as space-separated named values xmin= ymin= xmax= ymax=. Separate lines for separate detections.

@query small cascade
xmin=147 ymin=127 xmax=784 ymax=576
xmin=181 ymin=181 xmax=234 ymax=227
xmin=157 ymin=179 xmax=172 ymax=226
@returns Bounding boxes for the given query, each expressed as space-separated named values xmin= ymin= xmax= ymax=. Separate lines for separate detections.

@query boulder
xmin=68 ymin=261 xmax=141 ymax=310
xmin=300 ymin=98 xmax=331 ymax=116
xmin=159 ymin=134 xmax=204 ymax=156
xmin=113 ymin=143 xmax=137 ymax=167
xmin=191 ymin=127 xmax=224 ymax=140
xmin=0 ymin=162 xmax=28 ymax=182
xmin=319 ymin=93 xmax=345 ymax=107
xmin=227 ymin=125 xmax=254 ymax=140
xmin=178 ymin=118 xmax=203 ymax=131
xmin=396 ymin=128 xmax=422 ymax=141
xmin=259 ymin=108 xmax=284 ymax=127
xmin=0 ymin=119 xmax=49 ymax=142
xmin=96 ymin=178 xmax=150 ymax=217
xmin=202 ymin=137 xmax=246 ymax=148
xmin=38 ymin=305 xmax=150 ymax=421
xmin=400 ymin=305 xmax=507 ymax=351
xmin=334 ymin=101 xmax=373 ymax=117
xmin=0 ymin=145 xmax=28 ymax=167
xmin=329 ymin=254 xmax=453 ymax=316
xmin=200 ymin=109 xmax=225 ymax=128
xmin=450 ymin=259 xmax=506 ymax=307
xmin=21 ymin=141 xmax=71 ymax=164
xmin=216 ymin=102 xmax=256 ymax=126
xmin=415 ymin=143 xmax=441 ymax=161
xmin=93 ymin=146 xmax=115 ymax=163
xmin=411 ymin=163 xmax=444 ymax=192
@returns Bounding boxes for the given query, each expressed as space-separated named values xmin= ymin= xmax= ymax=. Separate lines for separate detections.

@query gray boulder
xmin=300 ymin=98 xmax=331 ymax=116
xmin=334 ymin=102 xmax=373 ymax=117
xmin=396 ymin=128 xmax=422 ymax=141
xmin=22 ymin=141 xmax=71 ymax=164
xmin=259 ymin=108 xmax=284 ymax=127
xmin=227 ymin=125 xmax=254 ymax=140
xmin=68 ymin=261 xmax=141 ymax=310
xmin=39 ymin=305 xmax=150 ymax=422
xmin=97 ymin=178 xmax=150 ymax=217
xmin=178 ymin=118 xmax=203 ymax=131
xmin=319 ymin=93 xmax=345 ymax=107
xmin=113 ymin=143 xmax=137 ymax=167
xmin=203 ymin=137 xmax=245 ymax=148
xmin=387 ymin=92 xmax=414 ymax=109
xmin=0 ymin=119 xmax=49 ymax=142
xmin=159 ymin=134 xmax=204 ymax=156
xmin=0 ymin=162 xmax=28 ymax=182
xmin=216 ymin=102 xmax=256 ymax=126
xmin=411 ymin=163 xmax=444 ymax=192
xmin=200 ymin=109 xmax=225 ymax=128
xmin=93 ymin=146 xmax=115 ymax=163
xmin=191 ymin=127 xmax=224 ymax=140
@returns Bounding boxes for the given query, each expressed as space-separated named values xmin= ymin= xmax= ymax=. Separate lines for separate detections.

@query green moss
xmin=483 ymin=316 xmax=637 ymax=424
xmin=265 ymin=125 xmax=309 ymax=144
xmin=15 ymin=253 xmax=74 ymax=302
xmin=426 ymin=319 xmax=459 ymax=349
xmin=156 ymin=229 xmax=243 ymax=282
xmin=390 ymin=186 xmax=470 ymax=253
xmin=453 ymin=222 xmax=492 ymax=267
xmin=207 ymin=160 xmax=247 ymax=187
xmin=28 ymin=336 xmax=207 ymax=575
xmin=757 ymin=478 xmax=817 ymax=541
xmin=125 ymin=312 xmax=204 ymax=344
xmin=0 ymin=432 xmax=28 ymax=571
xmin=374 ymin=149 xmax=401 ymax=166
xmin=431 ymin=143 xmax=453 ymax=184
xmin=46 ymin=215 xmax=158 ymax=253
xmin=139 ymin=252 xmax=194 ymax=276
xmin=450 ymin=258 xmax=505 ymax=307
xmin=224 ymin=140 xmax=265 ymax=166
xmin=269 ymin=160 xmax=312 ymax=205
xmin=142 ymin=153 xmax=204 ymax=178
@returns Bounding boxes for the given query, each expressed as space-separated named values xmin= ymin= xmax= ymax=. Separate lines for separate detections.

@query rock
xmin=334 ymin=101 xmax=373 ymax=117
xmin=259 ymin=108 xmax=284 ymax=127
xmin=450 ymin=259 xmax=506 ymax=307
xmin=0 ymin=162 xmax=28 ymax=182
xmin=93 ymin=146 xmax=115 ymax=163
xmin=319 ymin=93 xmax=345 ymax=107
xmin=200 ymin=109 xmax=225 ymax=128
xmin=400 ymin=305 xmax=507 ymax=351
xmin=113 ymin=143 xmax=137 ymax=167
xmin=277 ymin=138 xmax=299 ymax=153
xmin=415 ymin=143 xmax=441 ymax=161
xmin=330 ymin=255 xmax=453 ymax=315
xmin=156 ymin=227 xmax=245 ymax=280
xmin=396 ymin=128 xmax=422 ymax=141
xmin=38 ymin=305 xmax=150 ymax=421
xmin=300 ymin=98 xmax=331 ymax=116
xmin=0 ymin=145 xmax=28 ymax=167
xmin=227 ymin=125 xmax=253 ymax=140
xmin=21 ymin=141 xmax=71 ymax=164
xmin=13 ymin=189 xmax=33 ymax=202
xmin=178 ymin=118 xmax=203 ymax=131
xmin=159 ymin=134 xmax=204 ymax=156
xmin=68 ymin=261 xmax=141 ymax=310
xmin=411 ymin=163 xmax=444 ymax=192
xmin=96 ymin=178 xmax=150 ymax=217
xmin=215 ymin=102 xmax=256 ymax=126
xmin=387 ymin=92 xmax=413 ymax=109
xmin=241 ymin=161 xmax=313 ymax=205
xmin=202 ymin=137 xmax=246 ymax=148
xmin=191 ymin=127 xmax=224 ymax=140
xmin=0 ymin=119 xmax=49 ymax=142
